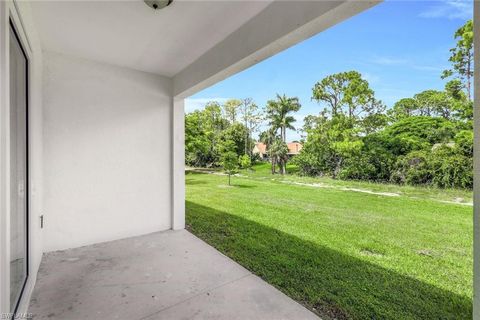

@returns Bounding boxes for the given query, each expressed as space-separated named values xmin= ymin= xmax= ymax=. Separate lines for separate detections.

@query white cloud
xmin=184 ymin=97 xmax=231 ymax=113
xmin=371 ymin=55 xmax=444 ymax=74
xmin=419 ymin=0 xmax=472 ymax=20
xmin=374 ymin=57 xmax=408 ymax=66
xmin=363 ymin=72 xmax=380 ymax=84
xmin=411 ymin=64 xmax=445 ymax=72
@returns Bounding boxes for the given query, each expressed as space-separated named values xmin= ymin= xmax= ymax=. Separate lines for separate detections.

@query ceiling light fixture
xmin=144 ymin=0 xmax=173 ymax=11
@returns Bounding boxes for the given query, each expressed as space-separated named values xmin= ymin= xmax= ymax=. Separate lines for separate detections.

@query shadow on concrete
xmin=186 ymin=201 xmax=472 ymax=320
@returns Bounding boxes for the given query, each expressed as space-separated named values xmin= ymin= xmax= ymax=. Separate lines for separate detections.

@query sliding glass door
xmin=9 ymin=22 xmax=28 ymax=312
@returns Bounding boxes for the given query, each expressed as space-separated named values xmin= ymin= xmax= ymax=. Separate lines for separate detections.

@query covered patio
xmin=29 ymin=230 xmax=318 ymax=319
xmin=1 ymin=0 xmax=478 ymax=319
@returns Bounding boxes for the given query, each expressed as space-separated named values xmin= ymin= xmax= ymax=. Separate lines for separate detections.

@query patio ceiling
xmin=30 ymin=0 xmax=272 ymax=77
xmin=30 ymin=0 xmax=379 ymax=88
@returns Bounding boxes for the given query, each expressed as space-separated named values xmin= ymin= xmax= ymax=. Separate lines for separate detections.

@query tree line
xmin=185 ymin=20 xmax=473 ymax=189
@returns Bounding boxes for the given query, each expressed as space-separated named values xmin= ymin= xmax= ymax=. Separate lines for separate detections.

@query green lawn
xmin=185 ymin=164 xmax=473 ymax=319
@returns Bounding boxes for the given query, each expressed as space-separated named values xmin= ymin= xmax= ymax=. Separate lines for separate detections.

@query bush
xmin=338 ymin=157 xmax=377 ymax=181
xmin=383 ymin=116 xmax=455 ymax=145
xmin=292 ymin=151 xmax=325 ymax=176
xmin=454 ymin=130 xmax=473 ymax=157
xmin=390 ymin=151 xmax=432 ymax=185
xmin=429 ymin=145 xmax=473 ymax=189
xmin=250 ymin=152 xmax=262 ymax=164
xmin=239 ymin=154 xmax=252 ymax=169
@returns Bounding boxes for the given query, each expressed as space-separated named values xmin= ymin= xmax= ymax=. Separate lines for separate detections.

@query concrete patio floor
xmin=29 ymin=230 xmax=319 ymax=319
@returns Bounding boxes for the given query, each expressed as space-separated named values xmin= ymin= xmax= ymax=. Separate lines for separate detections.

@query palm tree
xmin=260 ymin=128 xmax=278 ymax=174
xmin=269 ymin=139 xmax=288 ymax=175
xmin=266 ymin=94 xmax=300 ymax=143
xmin=265 ymin=94 xmax=301 ymax=174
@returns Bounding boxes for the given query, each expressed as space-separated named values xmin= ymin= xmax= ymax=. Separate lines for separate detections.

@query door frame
xmin=8 ymin=17 xmax=29 ymax=314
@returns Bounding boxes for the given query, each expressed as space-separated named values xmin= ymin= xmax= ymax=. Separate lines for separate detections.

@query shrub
xmin=239 ymin=154 xmax=252 ymax=169
xmin=454 ymin=130 xmax=473 ymax=157
xmin=429 ymin=145 xmax=473 ymax=189
xmin=383 ymin=116 xmax=455 ymax=145
xmin=390 ymin=151 xmax=432 ymax=185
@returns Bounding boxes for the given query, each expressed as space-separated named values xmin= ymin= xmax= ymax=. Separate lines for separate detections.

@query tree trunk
xmin=244 ymin=115 xmax=249 ymax=155
xmin=467 ymin=58 xmax=472 ymax=101
xmin=228 ymin=174 xmax=231 ymax=186
xmin=333 ymin=157 xmax=342 ymax=179
xmin=245 ymin=129 xmax=248 ymax=155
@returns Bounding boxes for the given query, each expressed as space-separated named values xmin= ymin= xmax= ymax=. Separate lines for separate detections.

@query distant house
xmin=253 ymin=142 xmax=268 ymax=159
xmin=287 ymin=142 xmax=303 ymax=156
xmin=252 ymin=142 xmax=303 ymax=160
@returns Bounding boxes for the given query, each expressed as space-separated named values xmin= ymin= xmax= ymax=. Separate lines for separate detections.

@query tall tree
xmin=445 ymin=79 xmax=472 ymax=120
xmin=265 ymin=94 xmax=301 ymax=174
xmin=222 ymin=99 xmax=242 ymax=124
xmin=203 ymin=101 xmax=228 ymax=163
xmin=269 ymin=139 xmax=289 ymax=175
xmin=239 ymin=98 xmax=262 ymax=156
xmin=266 ymin=94 xmax=301 ymax=143
xmin=442 ymin=19 xmax=473 ymax=101
xmin=413 ymin=90 xmax=451 ymax=118
xmin=312 ymin=71 xmax=376 ymax=119
xmin=388 ymin=98 xmax=418 ymax=121
xmin=259 ymin=128 xmax=279 ymax=174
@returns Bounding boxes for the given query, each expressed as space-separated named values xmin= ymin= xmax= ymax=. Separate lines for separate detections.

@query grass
xmin=185 ymin=163 xmax=473 ymax=319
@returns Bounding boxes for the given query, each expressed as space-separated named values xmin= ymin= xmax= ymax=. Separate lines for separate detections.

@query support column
xmin=474 ymin=1 xmax=479 ymax=318
xmin=172 ymin=98 xmax=185 ymax=230
xmin=0 ymin=0 xmax=10 ymax=313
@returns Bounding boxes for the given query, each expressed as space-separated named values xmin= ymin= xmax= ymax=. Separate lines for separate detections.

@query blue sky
xmin=185 ymin=0 xmax=473 ymax=141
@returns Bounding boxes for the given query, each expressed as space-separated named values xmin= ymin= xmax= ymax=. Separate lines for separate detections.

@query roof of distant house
xmin=254 ymin=142 xmax=267 ymax=154
xmin=287 ymin=142 xmax=302 ymax=155
xmin=253 ymin=142 xmax=302 ymax=155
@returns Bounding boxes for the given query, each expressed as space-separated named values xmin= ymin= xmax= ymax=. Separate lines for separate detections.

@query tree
xmin=185 ymin=102 xmax=228 ymax=167
xmin=222 ymin=99 xmax=242 ymax=124
xmin=268 ymin=139 xmax=289 ymax=175
xmin=388 ymin=98 xmax=418 ymax=121
xmin=266 ymin=94 xmax=301 ymax=143
xmin=442 ymin=20 xmax=473 ymax=101
xmin=219 ymin=122 xmax=250 ymax=157
xmin=265 ymin=94 xmax=301 ymax=174
xmin=312 ymin=71 xmax=377 ymax=119
xmin=413 ymin=90 xmax=451 ymax=119
xmin=259 ymin=127 xmax=279 ymax=174
xmin=220 ymin=140 xmax=239 ymax=186
xmin=361 ymin=112 xmax=388 ymax=135
xmin=238 ymin=98 xmax=262 ymax=156
xmin=185 ymin=110 xmax=211 ymax=167
xmin=391 ymin=89 xmax=458 ymax=121
xmin=239 ymin=154 xmax=252 ymax=170
xmin=445 ymin=79 xmax=472 ymax=120
xmin=294 ymin=114 xmax=360 ymax=178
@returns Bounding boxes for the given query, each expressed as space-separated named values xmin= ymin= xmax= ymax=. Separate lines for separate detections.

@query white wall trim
xmin=0 ymin=0 xmax=11 ymax=313
xmin=473 ymin=1 xmax=479 ymax=318
xmin=172 ymin=99 xmax=185 ymax=230
xmin=11 ymin=0 xmax=33 ymax=56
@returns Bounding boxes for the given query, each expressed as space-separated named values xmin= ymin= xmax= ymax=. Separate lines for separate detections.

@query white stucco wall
xmin=42 ymin=51 xmax=173 ymax=252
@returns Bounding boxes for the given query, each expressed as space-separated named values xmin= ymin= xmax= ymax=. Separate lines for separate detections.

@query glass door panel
xmin=9 ymin=23 xmax=28 ymax=312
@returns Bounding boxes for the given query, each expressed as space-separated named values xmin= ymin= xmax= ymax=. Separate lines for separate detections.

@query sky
xmin=185 ymin=0 xmax=473 ymax=141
